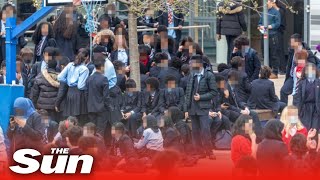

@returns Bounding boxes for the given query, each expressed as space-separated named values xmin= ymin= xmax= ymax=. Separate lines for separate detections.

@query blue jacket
xmin=258 ymin=7 xmax=281 ymax=35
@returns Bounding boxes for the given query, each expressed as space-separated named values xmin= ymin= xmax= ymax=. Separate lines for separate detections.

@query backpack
xmin=214 ymin=130 xmax=232 ymax=150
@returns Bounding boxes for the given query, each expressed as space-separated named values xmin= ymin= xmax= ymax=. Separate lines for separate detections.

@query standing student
xmin=295 ymin=63 xmax=320 ymax=130
xmin=280 ymin=106 xmax=307 ymax=148
xmin=258 ymin=0 xmax=281 ymax=78
xmin=184 ymin=55 xmax=218 ymax=160
xmin=120 ymin=79 xmax=142 ymax=138
xmin=134 ymin=115 xmax=164 ymax=158
xmin=86 ymin=54 xmax=113 ymax=143
xmin=53 ymin=10 xmax=77 ymax=61
xmin=110 ymin=34 xmax=130 ymax=70
xmin=231 ymin=115 xmax=257 ymax=165
xmin=247 ymin=66 xmax=286 ymax=114
xmin=179 ymin=64 xmax=190 ymax=92
xmin=291 ymin=50 xmax=308 ymax=96
xmin=256 ymin=120 xmax=288 ymax=176
xmin=7 ymin=98 xmax=46 ymax=153
xmin=31 ymin=22 xmax=56 ymax=63
xmin=216 ymin=1 xmax=247 ymax=64
xmin=57 ymin=49 xmax=89 ymax=125
xmin=30 ymin=58 xmax=60 ymax=121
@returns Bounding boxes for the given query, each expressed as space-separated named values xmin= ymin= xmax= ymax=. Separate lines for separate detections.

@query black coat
xmin=160 ymin=87 xmax=185 ymax=112
xmin=86 ymin=72 xmax=110 ymax=113
xmin=7 ymin=112 xmax=46 ymax=152
xmin=137 ymin=16 xmax=157 ymax=28
xmin=120 ymin=91 xmax=142 ymax=114
xmin=118 ymin=134 xmax=139 ymax=161
xmin=230 ymin=69 xmax=251 ymax=103
xmin=33 ymin=37 xmax=57 ymax=63
xmin=223 ymin=83 xmax=246 ymax=113
xmin=179 ymin=75 xmax=189 ymax=92
xmin=184 ymin=69 xmax=218 ymax=112
xmin=157 ymin=10 xmax=184 ymax=41
xmin=231 ymin=48 xmax=261 ymax=82
xmin=116 ymin=73 xmax=126 ymax=93
xmin=47 ymin=120 xmax=59 ymax=143
xmin=141 ymin=89 xmax=163 ymax=115
xmin=55 ymin=33 xmax=77 ymax=61
xmin=98 ymin=14 xmax=122 ymax=28
xmin=149 ymin=66 xmax=161 ymax=78
xmin=30 ymin=69 xmax=60 ymax=110
xmin=55 ymin=81 xmax=68 ymax=112
xmin=163 ymin=127 xmax=181 ymax=151
xmin=216 ymin=3 xmax=247 ymax=36
xmin=28 ymin=61 xmax=42 ymax=90
xmin=247 ymin=79 xmax=279 ymax=110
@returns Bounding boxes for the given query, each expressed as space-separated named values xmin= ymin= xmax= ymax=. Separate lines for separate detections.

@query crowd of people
xmin=0 ymin=0 xmax=320 ymax=177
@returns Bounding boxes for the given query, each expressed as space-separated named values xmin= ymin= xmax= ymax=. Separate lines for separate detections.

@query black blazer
xmin=160 ymin=87 xmax=185 ymax=112
xmin=247 ymin=79 xmax=279 ymax=110
xmin=120 ymin=91 xmax=142 ymax=114
xmin=296 ymin=79 xmax=320 ymax=113
xmin=86 ymin=71 xmax=110 ymax=113
xmin=157 ymin=10 xmax=184 ymax=41
xmin=232 ymin=70 xmax=252 ymax=103
xmin=137 ymin=16 xmax=157 ymax=28
xmin=33 ymin=37 xmax=57 ymax=63
xmin=141 ymin=89 xmax=163 ymax=115
xmin=157 ymin=67 xmax=182 ymax=89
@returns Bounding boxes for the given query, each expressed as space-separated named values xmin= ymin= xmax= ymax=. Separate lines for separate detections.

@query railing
xmin=137 ymin=25 xmax=211 ymax=51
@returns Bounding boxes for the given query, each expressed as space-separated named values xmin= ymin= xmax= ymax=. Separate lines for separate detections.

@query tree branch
xmin=116 ymin=0 xmax=131 ymax=5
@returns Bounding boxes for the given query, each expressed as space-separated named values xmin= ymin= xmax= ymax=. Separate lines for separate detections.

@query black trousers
xmin=280 ymin=77 xmax=293 ymax=105
xmin=190 ymin=114 xmax=213 ymax=155
xmin=226 ymin=35 xmax=238 ymax=64
xmin=269 ymin=33 xmax=281 ymax=74
xmin=278 ymin=32 xmax=287 ymax=73
xmin=0 ymin=38 xmax=5 ymax=66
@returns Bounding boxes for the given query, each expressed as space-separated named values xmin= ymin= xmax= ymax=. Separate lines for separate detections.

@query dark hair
xmin=74 ymin=48 xmax=89 ymax=66
xmin=43 ymin=47 xmax=56 ymax=57
xmin=230 ymin=56 xmax=243 ymax=69
xmin=290 ymin=133 xmax=308 ymax=158
xmin=217 ymin=63 xmax=229 ymax=73
xmin=93 ymin=53 xmax=105 ymax=69
xmin=145 ymin=77 xmax=160 ymax=90
xmin=32 ymin=22 xmax=54 ymax=44
xmin=232 ymin=115 xmax=253 ymax=139
xmin=65 ymin=126 xmax=83 ymax=146
xmin=139 ymin=44 xmax=151 ymax=55
xmin=170 ymin=57 xmax=182 ymax=70
xmin=190 ymin=54 xmax=203 ymax=63
xmin=83 ymin=122 xmax=97 ymax=134
xmin=157 ymin=25 xmax=168 ymax=33
xmin=194 ymin=43 xmax=204 ymax=55
xmin=260 ymin=66 xmax=272 ymax=79
xmin=145 ymin=115 xmax=159 ymax=133
xmin=47 ymin=15 xmax=57 ymax=24
xmin=263 ymin=120 xmax=284 ymax=141
xmin=113 ymin=122 xmax=126 ymax=134
xmin=53 ymin=48 xmax=61 ymax=57
xmin=228 ymin=70 xmax=240 ymax=81
xmin=114 ymin=24 xmax=127 ymax=36
xmin=16 ymin=55 xmax=22 ymax=62
xmin=154 ymin=52 xmax=168 ymax=64
xmin=215 ymin=75 xmax=225 ymax=83
xmin=1 ymin=61 xmax=6 ymax=68
xmin=234 ymin=35 xmax=250 ymax=49
xmin=78 ymin=136 xmax=98 ymax=152
xmin=301 ymin=63 xmax=320 ymax=80
xmin=165 ymin=75 xmax=177 ymax=84
xmin=1 ymin=3 xmax=16 ymax=14
xmin=181 ymin=64 xmax=190 ymax=75
xmin=180 ymin=36 xmax=194 ymax=46
xmin=125 ymin=79 xmax=136 ymax=89
xmin=38 ymin=109 xmax=49 ymax=116
xmin=67 ymin=116 xmax=78 ymax=126
xmin=47 ymin=59 xmax=57 ymax=69
xmin=53 ymin=10 xmax=76 ymax=39
xmin=168 ymin=106 xmax=183 ymax=124
xmin=60 ymin=56 xmax=70 ymax=66
xmin=202 ymin=55 xmax=212 ymax=69
xmin=113 ymin=60 xmax=125 ymax=70
xmin=164 ymin=116 xmax=174 ymax=128
xmin=290 ymin=33 xmax=302 ymax=43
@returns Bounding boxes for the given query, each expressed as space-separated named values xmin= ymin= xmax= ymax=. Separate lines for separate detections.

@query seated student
xmin=227 ymin=56 xmax=252 ymax=103
xmin=8 ymin=98 xmax=46 ymax=152
xmin=256 ymin=120 xmax=289 ymax=176
xmin=138 ymin=44 xmax=152 ymax=73
xmin=86 ymin=54 xmax=111 ymax=137
xmin=38 ymin=109 xmax=58 ymax=143
xmin=141 ymin=77 xmax=163 ymax=121
xmin=64 ymin=126 xmax=83 ymax=154
xmin=167 ymin=107 xmax=193 ymax=154
xmin=157 ymin=56 xmax=182 ymax=89
xmin=160 ymin=75 xmax=185 ymax=113
xmin=162 ymin=116 xmax=181 ymax=151
xmin=120 ymin=79 xmax=142 ymax=138
xmin=30 ymin=58 xmax=60 ymax=121
xmin=149 ymin=52 xmax=164 ymax=78
xmin=134 ymin=115 xmax=164 ymax=158
xmin=83 ymin=122 xmax=106 ymax=154
xmin=231 ymin=115 xmax=257 ymax=165
xmin=247 ymin=66 xmax=286 ymax=114
xmin=52 ymin=116 xmax=78 ymax=146
xmin=179 ymin=64 xmax=190 ymax=92
xmin=280 ymin=105 xmax=307 ymax=148
xmin=55 ymin=56 xmax=70 ymax=121
xmin=221 ymin=70 xmax=263 ymax=139
xmin=110 ymin=122 xmax=145 ymax=173
xmin=28 ymin=47 xmax=56 ymax=90
xmin=113 ymin=60 xmax=126 ymax=92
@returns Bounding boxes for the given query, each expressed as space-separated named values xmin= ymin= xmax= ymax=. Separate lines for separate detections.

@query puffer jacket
xmin=216 ymin=2 xmax=247 ymax=36
xmin=30 ymin=69 xmax=60 ymax=110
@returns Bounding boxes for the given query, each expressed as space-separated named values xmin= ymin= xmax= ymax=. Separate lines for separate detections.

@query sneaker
xmin=270 ymin=73 xmax=278 ymax=79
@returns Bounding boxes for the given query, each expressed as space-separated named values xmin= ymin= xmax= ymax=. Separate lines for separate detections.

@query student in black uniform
xmin=141 ymin=77 xmax=163 ymax=121
xmin=120 ymin=79 xmax=142 ymax=138
xmin=160 ymin=75 xmax=185 ymax=113
xmin=86 ymin=53 xmax=112 ymax=141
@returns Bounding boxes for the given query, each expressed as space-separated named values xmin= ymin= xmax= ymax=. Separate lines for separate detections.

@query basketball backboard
xmin=44 ymin=0 xmax=107 ymax=6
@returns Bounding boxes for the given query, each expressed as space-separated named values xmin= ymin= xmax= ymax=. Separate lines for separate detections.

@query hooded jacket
xmin=30 ymin=69 xmax=60 ymax=110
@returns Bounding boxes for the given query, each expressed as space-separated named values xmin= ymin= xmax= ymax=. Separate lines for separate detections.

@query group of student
xmin=1 ymin=2 xmax=320 ymax=177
